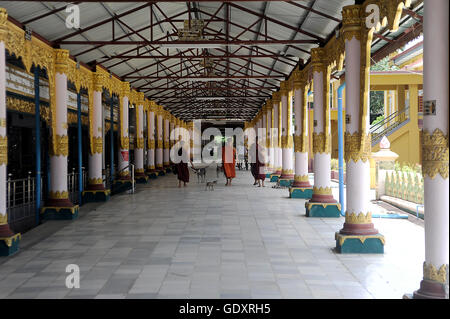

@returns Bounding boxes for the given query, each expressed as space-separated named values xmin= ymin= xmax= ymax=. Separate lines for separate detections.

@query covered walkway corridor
xmin=0 ymin=166 xmax=424 ymax=299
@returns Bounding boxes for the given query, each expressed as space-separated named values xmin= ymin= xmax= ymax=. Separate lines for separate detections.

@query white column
xmin=272 ymin=93 xmax=281 ymax=175
xmin=266 ymin=101 xmax=274 ymax=172
xmin=118 ymin=82 xmax=130 ymax=179
xmin=0 ymin=9 xmax=17 ymax=243
xmin=280 ymin=81 xmax=294 ymax=180
xmin=414 ymin=0 xmax=449 ymax=299
xmin=163 ymin=112 xmax=170 ymax=167
xmin=309 ymin=47 xmax=335 ymax=204
xmin=292 ymin=70 xmax=311 ymax=188
xmin=87 ymin=74 xmax=105 ymax=190
xmin=134 ymin=93 xmax=145 ymax=178
xmin=156 ymin=106 xmax=163 ymax=170
xmin=146 ymin=104 xmax=156 ymax=172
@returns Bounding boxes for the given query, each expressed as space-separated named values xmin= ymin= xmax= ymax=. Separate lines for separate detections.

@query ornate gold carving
xmin=344 ymin=132 xmax=371 ymax=163
xmin=92 ymin=136 xmax=103 ymax=154
xmin=49 ymin=190 xmax=69 ymax=199
xmin=148 ymin=139 xmax=155 ymax=149
xmin=0 ymin=136 xmax=7 ymax=165
xmin=0 ymin=118 xmax=5 ymax=128
xmin=88 ymin=178 xmax=103 ymax=185
xmin=93 ymin=73 xmax=104 ymax=92
xmin=294 ymin=175 xmax=309 ymax=182
xmin=377 ymin=0 xmax=412 ymax=32
xmin=135 ymin=168 xmax=145 ymax=174
xmin=335 ymin=232 xmax=385 ymax=247
xmin=157 ymin=139 xmax=163 ymax=149
xmin=423 ymin=262 xmax=448 ymax=284
xmin=0 ymin=8 xmax=8 ymax=42
xmin=313 ymin=186 xmax=332 ymax=195
xmin=281 ymin=169 xmax=294 ymax=175
xmin=422 ymin=129 xmax=449 ymax=179
xmin=272 ymin=91 xmax=281 ymax=103
xmin=54 ymin=49 xmax=69 ymax=74
xmin=312 ymin=132 xmax=331 ymax=154
xmin=120 ymin=136 xmax=129 ymax=150
xmin=345 ymin=211 xmax=372 ymax=224
xmin=281 ymin=135 xmax=294 ymax=149
xmin=0 ymin=233 xmax=21 ymax=247
xmin=294 ymin=135 xmax=308 ymax=153
xmin=49 ymin=135 xmax=68 ymax=157
xmin=342 ymin=5 xmax=362 ymax=42
xmin=136 ymin=137 xmax=145 ymax=149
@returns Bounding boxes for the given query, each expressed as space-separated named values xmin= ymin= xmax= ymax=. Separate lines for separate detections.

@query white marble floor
xmin=0 ymin=165 xmax=424 ymax=299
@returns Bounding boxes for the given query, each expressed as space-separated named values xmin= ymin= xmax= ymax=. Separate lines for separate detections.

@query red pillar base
xmin=413 ymin=280 xmax=448 ymax=299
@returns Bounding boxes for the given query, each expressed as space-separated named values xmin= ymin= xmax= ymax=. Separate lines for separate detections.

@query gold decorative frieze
xmin=148 ymin=139 xmax=155 ymax=149
xmin=281 ymin=135 xmax=293 ymax=149
xmin=342 ymin=5 xmax=363 ymax=42
xmin=313 ymin=186 xmax=332 ymax=195
xmin=135 ymin=168 xmax=145 ymax=174
xmin=345 ymin=211 xmax=372 ymax=224
xmin=49 ymin=135 xmax=68 ymax=157
xmin=294 ymin=135 xmax=308 ymax=153
xmin=0 ymin=136 xmax=7 ymax=165
xmin=422 ymin=129 xmax=449 ymax=179
xmin=281 ymin=169 xmax=294 ymax=175
xmin=54 ymin=49 xmax=69 ymax=75
xmin=88 ymin=178 xmax=103 ymax=185
xmin=49 ymin=190 xmax=69 ymax=199
xmin=344 ymin=132 xmax=371 ymax=163
xmin=294 ymin=175 xmax=309 ymax=183
xmin=92 ymin=136 xmax=103 ymax=154
xmin=423 ymin=262 xmax=448 ymax=284
xmin=136 ymin=137 xmax=144 ymax=149
xmin=120 ymin=136 xmax=129 ymax=150
xmin=0 ymin=8 xmax=8 ymax=42
xmin=312 ymin=132 xmax=331 ymax=154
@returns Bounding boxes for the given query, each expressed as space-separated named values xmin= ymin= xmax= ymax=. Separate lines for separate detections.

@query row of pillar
xmin=246 ymin=2 xmax=448 ymax=299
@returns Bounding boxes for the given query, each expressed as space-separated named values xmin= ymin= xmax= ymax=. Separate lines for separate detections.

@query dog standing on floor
xmin=191 ymin=167 xmax=206 ymax=183
xmin=205 ymin=180 xmax=217 ymax=191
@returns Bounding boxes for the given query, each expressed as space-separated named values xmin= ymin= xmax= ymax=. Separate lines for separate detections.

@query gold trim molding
xmin=312 ymin=132 xmax=331 ymax=154
xmin=49 ymin=190 xmax=69 ymax=199
xmin=88 ymin=178 xmax=103 ymax=185
xmin=423 ymin=262 xmax=448 ymax=284
xmin=344 ymin=132 xmax=371 ymax=163
xmin=0 ymin=136 xmax=7 ymax=165
xmin=422 ymin=129 xmax=449 ymax=179
xmin=49 ymin=135 xmax=68 ymax=157
xmin=345 ymin=211 xmax=372 ymax=224
xmin=313 ymin=186 xmax=332 ymax=195
xmin=0 ymin=213 xmax=8 ymax=225
xmin=294 ymin=175 xmax=309 ymax=182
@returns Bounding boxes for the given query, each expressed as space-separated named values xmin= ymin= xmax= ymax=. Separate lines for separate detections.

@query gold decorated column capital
xmin=272 ymin=91 xmax=281 ymax=104
xmin=342 ymin=5 xmax=363 ymax=41
xmin=137 ymin=92 xmax=145 ymax=106
xmin=121 ymin=82 xmax=130 ymax=98
xmin=266 ymin=99 xmax=273 ymax=112
xmin=93 ymin=73 xmax=105 ymax=92
xmin=54 ymin=49 xmax=70 ymax=75
xmin=310 ymin=47 xmax=327 ymax=73
xmin=292 ymin=69 xmax=306 ymax=90
xmin=0 ymin=8 xmax=8 ymax=42
xmin=280 ymin=81 xmax=289 ymax=97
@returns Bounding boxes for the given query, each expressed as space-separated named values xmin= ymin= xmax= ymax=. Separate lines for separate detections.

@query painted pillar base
xmin=270 ymin=174 xmax=280 ymax=182
xmin=41 ymin=205 xmax=79 ymax=220
xmin=289 ymin=187 xmax=313 ymax=199
xmin=265 ymin=173 xmax=273 ymax=178
xmin=305 ymin=202 xmax=341 ymax=217
xmin=157 ymin=168 xmax=165 ymax=176
xmin=335 ymin=232 xmax=385 ymax=254
xmin=413 ymin=279 xmax=448 ymax=299
xmin=0 ymin=234 xmax=21 ymax=256
xmin=82 ymin=189 xmax=111 ymax=203
xmin=278 ymin=178 xmax=293 ymax=187
xmin=136 ymin=175 xmax=149 ymax=184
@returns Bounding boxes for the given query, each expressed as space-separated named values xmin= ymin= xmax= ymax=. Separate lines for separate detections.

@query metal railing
xmin=107 ymin=164 xmax=136 ymax=194
xmin=67 ymin=167 xmax=87 ymax=205
xmin=6 ymin=172 xmax=42 ymax=234
xmin=370 ymin=107 xmax=409 ymax=145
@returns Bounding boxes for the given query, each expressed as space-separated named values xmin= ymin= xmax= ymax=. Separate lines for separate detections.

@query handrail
xmin=370 ymin=107 xmax=410 ymax=144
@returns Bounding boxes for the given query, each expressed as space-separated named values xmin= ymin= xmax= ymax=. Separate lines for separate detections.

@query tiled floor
xmin=0 ymin=165 xmax=424 ymax=299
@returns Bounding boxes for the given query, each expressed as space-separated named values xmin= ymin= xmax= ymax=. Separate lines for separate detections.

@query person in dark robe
xmin=255 ymin=142 xmax=266 ymax=187
xmin=249 ymin=142 xmax=258 ymax=185
xmin=176 ymin=141 xmax=189 ymax=187
xmin=222 ymin=138 xmax=236 ymax=186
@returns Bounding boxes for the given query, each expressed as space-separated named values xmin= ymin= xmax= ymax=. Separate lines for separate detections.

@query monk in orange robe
xmin=222 ymin=138 xmax=236 ymax=186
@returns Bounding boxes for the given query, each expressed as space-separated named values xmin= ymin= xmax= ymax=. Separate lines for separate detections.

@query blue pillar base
xmin=157 ymin=169 xmax=165 ymax=176
xmin=289 ymin=187 xmax=313 ymax=199
xmin=270 ymin=174 xmax=280 ymax=182
xmin=335 ymin=232 xmax=385 ymax=254
xmin=265 ymin=173 xmax=272 ymax=178
xmin=41 ymin=205 xmax=79 ymax=220
xmin=278 ymin=178 xmax=293 ymax=187
xmin=0 ymin=234 xmax=21 ymax=257
xmin=136 ymin=176 xmax=149 ymax=184
xmin=147 ymin=172 xmax=158 ymax=179
xmin=82 ymin=189 xmax=111 ymax=203
xmin=305 ymin=202 xmax=341 ymax=217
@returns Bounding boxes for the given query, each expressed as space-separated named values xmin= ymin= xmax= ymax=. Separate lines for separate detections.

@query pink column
xmin=335 ymin=5 xmax=384 ymax=252
xmin=118 ymin=82 xmax=130 ymax=180
xmin=306 ymin=48 xmax=340 ymax=217
xmin=155 ymin=106 xmax=164 ymax=171
xmin=163 ymin=111 xmax=170 ymax=168
xmin=134 ymin=93 xmax=147 ymax=181
xmin=279 ymin=81 xmax=294 ymax=183
xmin=413 ymin=0 xmax=449 ymax=299
xmin=0 ymin=8 xmax=20 ymax=254
xmin=87 ymin=73 xmax=106 ymax=191
xmin=146 ymin=102 xmax=156 ymax=173
xmin=271 ymin=92 xmax=281 ymax=177
xmin=290 ymin=69 xmax=312 ymax=192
